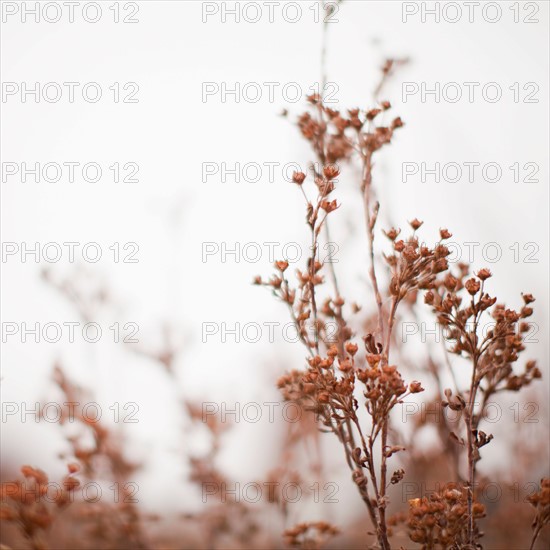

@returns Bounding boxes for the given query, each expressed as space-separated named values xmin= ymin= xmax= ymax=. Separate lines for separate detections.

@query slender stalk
xmin=529 ymin=524 xmax=542 ymax=550
xmin=378 ymin=418 xmax=390 ymax=550
xmin=362 ymin=151 xmax=385 ymax=345
xmin=384 ymin=298 xmax=399 ymax=364
xmin=464 ymin=287 xmax=483 ymax=545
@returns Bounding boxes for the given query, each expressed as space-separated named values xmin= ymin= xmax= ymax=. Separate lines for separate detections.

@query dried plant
xmin=425 ymin=266 xmax=541 ymax=547
xmin=47 ymin=365 xmax=139 ymax=481
xmin=0 ymin=464 xmax=80 ymax=550
xmin=256 ymin=69 xmax=544 ymax=549
xmin=528 ymin=478 xmax=550 ymax=550
xmin=407 ymin=484 xmax=485 ymax=549
xmin=283 ymin=521 xmax=339 ymax=549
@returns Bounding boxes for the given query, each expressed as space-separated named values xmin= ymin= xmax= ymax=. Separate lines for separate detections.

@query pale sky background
xmin=1 ymin=0 xmax=549 ymax=528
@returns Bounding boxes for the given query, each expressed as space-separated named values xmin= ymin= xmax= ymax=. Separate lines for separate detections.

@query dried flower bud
xmin=350 ymin=116 xmax=363 ymax=130
xmin=318 ymin=391 xmax=330 ymax=403
xmin=439 ymin=228 xmax=452 ymax=239
xmin=409 ymin=381 xmax=424 ymax=393
xmin=323 ymin=165 xmax=340 ymax=180
xmin=444 ymin=275 xmax=458 ymax=291
xmin=320 ymin=199 xmax=338 ymax=213
xmin=521 ymin=306 xmax=533 ymax=318
xmin=21 ymin=466 xmax=48 ymax=485
xmin=292 ymin=171 xmax=306 ymax=185
xmin=409 ymin=218 xmax=423 ymax=230
xmin=366 ymin=353 xmax=381 ymax=367
xmin=394 ymin=240 xmax=405 ymax=252
xmin=392 ymin=117 xmax=404 ymax=128
xmin=275 ymin=260 xmax=289 ymax=272
xmin=352 ymin=469 xmax=367 ymax=487
xmin=269 ymin=276 xmax=283 ymax=289
xmin=432 ymin=259 xmax=448 ymax=274
xmin=465 ymin=278 xmax=481 ymax=296
xmin=522 ymin=293 xmax=535 ymax=304
xmin=63 ymin=476 xmax=80 ymax=492
xmin=391 ymin=469 xmax=405 ymax=484
xmin=476 ymin=268 xmax=492 ymax=281
xmin=67 ymin=463 xmax=80 ymax=474
xmin=424 ymin=291 xmax=435 ymax=305
xmin=308 ymin=356 xmax=322 ymax=368
xmin=366 ymin=108 xmax=381 ymax=121
xmin=384 ymin=227 xmax=400 ymax=241
xmin=345 ymin=342 xmax=359 ymax=356
xmin=338 ymin=359 xmax=352 ymax=372
xmin=381 ymin=100 xmax=391 ymax=110
xmin=403 ymin=246 xmax=418 ymax=262
xmin=385 ymin=445 xmax=406 ymax=458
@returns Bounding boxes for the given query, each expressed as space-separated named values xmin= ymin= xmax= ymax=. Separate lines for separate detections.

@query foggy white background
xmin=1 ymin=0 xmax=549 ymax=528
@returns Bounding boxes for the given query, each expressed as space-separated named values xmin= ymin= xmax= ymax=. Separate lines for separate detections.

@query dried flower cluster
xmin=528 ymin=479 xmax=550 ymax=550
xmin=47 ymin=365 xmax=138 ymax=481
xmin=283 ymin=521 xmax=339 ymax=549
xmin=257 ymin=72 xmax=544 ymax=549
xmin=407 ymin=484 xmax=485 ymax=549
xmin=1 ymin=464 xmax=80 ymax=550
xmin=424 ymin=264 xmax=541 ymax=546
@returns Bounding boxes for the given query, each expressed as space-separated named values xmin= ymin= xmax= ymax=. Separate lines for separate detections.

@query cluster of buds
xmin=505 ymin=359 xmax=541 ymax=391
xmin=277 ymin=369 xmax=311 ymax=404
xmin=299 ymin=345 xmax=356 ymax=421
xmin=256 ymin=260 xmax=330 ymax=351
xmin=49 ymin=365 xmax=138 ymax=481
xmin=256 ymin=157 xmax=345 ymax=353
xmin=359 ymin=111 xmax=403 ymax=154
xmin=283 ymin=521 xmax=340 ymax=549
xmin=442 ymin=388 xmax=466 ymax=412
xmin=264 ymin=74 xmax=545 ymax=550
xmin=426 ymin=265 xmax=540 ymax=397
xmin=358 ymin=361 xmax=406 ymax=412
xmin=0 ymin=464 xmax=81 ymax=546
xmin=356 ymin=353 xmax=424 ymax=432
xmin=296 ymin=95 xmax=403 ymax=166
xmin=385 ymin=224 xmax=452 ymax=300
xmin=297 ymin=102 xmax=350 ymax=164
xmin=528 ymin=478 xmax=550 ymax=546
xmin=407 ymin=484 xmax=486 ymax=549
